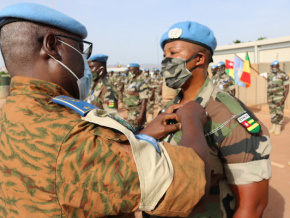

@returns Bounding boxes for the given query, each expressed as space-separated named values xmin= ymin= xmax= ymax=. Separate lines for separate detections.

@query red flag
xmin=225 ymin=59 xmax=234 ymax=78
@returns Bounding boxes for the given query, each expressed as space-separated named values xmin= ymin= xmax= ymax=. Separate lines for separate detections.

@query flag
xmin=225 ymin=59 xmax=234 ymax=79
xmin=115 ymin=61 xmax=121 ymax=68
xmin=233 ymin=56 xmax=246 ymax=87
xmin=240 ymin=52 xmax=251 ymax=87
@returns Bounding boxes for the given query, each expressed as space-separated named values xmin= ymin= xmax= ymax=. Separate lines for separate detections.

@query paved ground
xmin=1 ymin=98 xmax=289 ymax=217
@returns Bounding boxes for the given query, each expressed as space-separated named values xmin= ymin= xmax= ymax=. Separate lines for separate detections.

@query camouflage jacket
xmin=214 ymin=72 xmax=235 ymax=93
xmin=162 ymin=77 xmax=272 ymax=218
xmin=0 ymin=76 xmax=207 ymax=217
xmin=124 ymin=75 xmax=150 ymax=108
xmin=87 ymin=77 xmax=118 ymax=111
xmin=267 ymin=70 xmax=289 ymax=95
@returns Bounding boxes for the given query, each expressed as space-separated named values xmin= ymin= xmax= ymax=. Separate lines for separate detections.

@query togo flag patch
xmin=237 ymin=113 xmax=261 ymax=134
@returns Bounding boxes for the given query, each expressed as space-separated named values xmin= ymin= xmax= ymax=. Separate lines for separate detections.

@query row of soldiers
xmin=209 ymin=60 xmax=289 ymax=135
xmin=85 ymin=54 xmax=163 ymax=128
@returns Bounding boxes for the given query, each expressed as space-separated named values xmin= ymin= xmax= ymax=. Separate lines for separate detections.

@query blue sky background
xmin=1 ymin=0 xmax=290 ymax=68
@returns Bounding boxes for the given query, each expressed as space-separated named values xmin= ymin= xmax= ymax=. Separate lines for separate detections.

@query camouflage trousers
xmin=127 ymin=105 xmax=146 ymax=128
xmin=147 ymin=99 xmax=155 ymax=115
xmin=269 ymin=102 xmax=285 ymax=125
xmin=155 ymin=94 xmax=163 ymax=109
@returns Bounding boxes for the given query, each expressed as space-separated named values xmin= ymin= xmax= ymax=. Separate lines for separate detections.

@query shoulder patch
xmin=52 ymin=95 xmax=98 ymax=116
xmin=236 ymin=112 xmax=261 ymax=134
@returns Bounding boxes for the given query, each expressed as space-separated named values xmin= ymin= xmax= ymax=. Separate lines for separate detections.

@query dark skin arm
xmin=230 ymin=179 xmax=269 ymax=218
xmin=150 ymin=88 xmax=155 ymax=101
xmin=136 ymin=99 xmax=148 ymax=126
xmin=175 ymin=102 xmax=211 ymax=214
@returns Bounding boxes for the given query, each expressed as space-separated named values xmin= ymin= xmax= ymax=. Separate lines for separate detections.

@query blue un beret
xmin=217 ymin=61 xmax=225 ymax=67
xmin=211 ymin=65 xmax=217 ymax=69
xmin=0 ymin=3 xmax=87 ymax=39
xmin=89 ymin=54 xmax=108 ymax=63
xmin=144 ymin=68 xmax=150 ymax=71
xmin=128 ymin=63 xmax=140 ymax=68
xmin=271 ymin=60 xmax=279 ymax=66
xmin=160 ymin=21 xmax=217 ymax=54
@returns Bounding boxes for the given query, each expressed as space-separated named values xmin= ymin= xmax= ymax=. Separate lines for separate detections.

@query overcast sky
xmin=1 ymin=0 xmax=290 ymax=68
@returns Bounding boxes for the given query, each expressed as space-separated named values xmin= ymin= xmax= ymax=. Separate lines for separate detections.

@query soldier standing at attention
xmin=86 ymin=54 xmax=119 ymax=113
xmin=214 ymin=61 xmax=236 ymax=96
xmin=0 ymin=3 xmax=211 ymax=217
xmin=210 ymin=65 xmax=218 ymax=84
xmin=158 ymin=21 xmax=272 ymax=218
xmin=144 ymin=68 xmax=155 ymax=122
xmin=267 ymin=60 xmax=289 ymax=135
xmin=124 ymin=63 xmax=150 ymax=128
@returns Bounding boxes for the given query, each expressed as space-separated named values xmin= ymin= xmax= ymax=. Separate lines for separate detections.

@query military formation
xmin=0 ymin=2 xmax=289 ymax=218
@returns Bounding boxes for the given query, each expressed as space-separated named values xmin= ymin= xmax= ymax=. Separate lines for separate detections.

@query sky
xmin=1 ymin=0 xmax=290 ymax=69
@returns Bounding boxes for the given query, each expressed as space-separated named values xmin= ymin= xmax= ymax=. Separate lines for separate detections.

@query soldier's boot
xmin=269 ymin=124 xmax=276 ymax=134
xmin=274 ymin=124 xmax=281 ymax=135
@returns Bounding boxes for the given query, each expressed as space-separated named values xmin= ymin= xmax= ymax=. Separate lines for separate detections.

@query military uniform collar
xmin=171 ymin=76 xmax=214 ymax=108
xmin=10 ymin=76 xmax=70 ymax=98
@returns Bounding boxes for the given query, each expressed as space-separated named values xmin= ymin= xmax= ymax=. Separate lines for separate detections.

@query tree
xmin=233 ymin=40 xmax=242 ymax=44
xmin=257 ymin=37 xmax=267 ymax=41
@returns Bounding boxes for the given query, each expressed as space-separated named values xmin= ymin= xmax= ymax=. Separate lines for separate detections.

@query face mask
xmin=129 ymin=71 xmax=135 ymax=79
xmin=144 ymin=72 xmax=149 ymax=77
xmin=92 ymin=66 xmax=104 ymax=81
xmin=161 ymin=53 xmax=198 ymax=89
xmin=48 ymin=39 xmax=92 ymax=100
xmin=272 ymin=67 xmax=278 ymax=73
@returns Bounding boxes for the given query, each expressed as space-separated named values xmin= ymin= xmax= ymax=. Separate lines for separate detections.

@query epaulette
xmin=216 ymin=92 xmax=261 ymax=134
xmin=52 ymin=95 xmax=98 ymax=116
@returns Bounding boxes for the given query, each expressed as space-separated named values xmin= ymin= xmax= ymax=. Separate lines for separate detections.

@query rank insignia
xmin=168 ymin=28 xmax=182 ymax=39
xmin=236 ymin=113 xmax=261 ymax=134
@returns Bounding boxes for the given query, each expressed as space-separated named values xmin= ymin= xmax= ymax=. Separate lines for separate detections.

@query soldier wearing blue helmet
xmin=158 ymin=21 xmax=272 ymax=218
xmin=0 ymin=4 xmax=211 ymax=217
xmin=267 ymin=60 xmax=289 ymax=135
xmin=215 ymin=61 xmax=236 ymax=95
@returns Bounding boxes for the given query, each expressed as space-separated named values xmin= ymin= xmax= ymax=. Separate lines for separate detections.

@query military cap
xmin=109 ymin=70 xmax=114 ymax=73
xmin=0 ymin=3 xmax=87 ymax=39
xmin=144 ymin=68 xmax=150 ymax=71
xmin=211 ymin=65 xmax=217 ymax=69
xmin=88 ymin=54 xmax=108 ymax=63
xmin=271 ymin=60 xmax=279 ymax=66
xmin=217 ymin=61 xmax=225 ymax=67
xmin=128 ymin=63 xmax=140 ymax=68
xmin=160 ymin=21 xmax=217 ymax=54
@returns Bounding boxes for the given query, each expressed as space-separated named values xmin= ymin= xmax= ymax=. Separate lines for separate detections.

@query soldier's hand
xmin=140 ymin=113 xmax=181 ymax=140
xmin=176 ymin=101 xmax=207 ymax=126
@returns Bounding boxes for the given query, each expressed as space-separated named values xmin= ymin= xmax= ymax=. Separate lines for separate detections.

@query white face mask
xmin=48 ymin=39 xmax=92 ymax=100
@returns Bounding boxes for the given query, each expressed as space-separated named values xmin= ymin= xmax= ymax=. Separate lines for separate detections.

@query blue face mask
xmin=48 ymin=39 xmax=92 ymax=100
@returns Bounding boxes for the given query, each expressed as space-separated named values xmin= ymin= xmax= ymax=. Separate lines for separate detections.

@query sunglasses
xmin=38 ymin=34 xmax=93 ymax=59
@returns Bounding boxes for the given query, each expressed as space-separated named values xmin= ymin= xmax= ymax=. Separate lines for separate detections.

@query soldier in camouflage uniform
xmin=210 ymin=64 xmax=218 ymax=84
xmin=124 ymin=63 xmax=150 ymax=128
xmin=108 ymin=70 xmax=115 ymax=83
xmin=144 ymin=68 xmax=155 ymax=122
xmin=114 ymin=71 xmax=125 ymax=105
xmin=86 ymin=54 xmax=119 ymax=113
xmin=152 ymin=68 xmax=163 ymax=111
xmin=157 ymin=21 xmax=272 ymax=218
xmin=267 ymin=60 xmax=289 ymax=135
xmin=214 ymin=61 xmax=236 ymax=96
xmin=0 ymin=4 xmax=212 ymax=217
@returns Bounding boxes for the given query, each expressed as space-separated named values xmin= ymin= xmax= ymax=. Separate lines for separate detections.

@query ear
xmin=195 ymin=53 xmax=205 ymax=66
xmin=39 ymin=33 xmax=61 ymax=60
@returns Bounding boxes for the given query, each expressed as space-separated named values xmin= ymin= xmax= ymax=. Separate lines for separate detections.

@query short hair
xmin=0 ymin=21 xmax=62 ymax=74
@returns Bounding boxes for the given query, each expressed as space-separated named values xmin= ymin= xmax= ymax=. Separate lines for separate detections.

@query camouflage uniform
xmin=115 ymin=75 xmax=124 ymax=104
xmin=124 ymin=75 xmax=150 ymax=127
xmin=145 ymin=75 xmax=155 ymax=116
xmin=267 ymin=70 xmax=290 ymax=125
xmin=87 ymin=77 xmax=118 ymax=113
xmin=151 ymin=75 xmax=163 ymax=109
xmin=213 ymin=72 xmax=235 ymax=93
xmin=160 ymin=77 xmax=272 ymax=218
xmin=0 ymin=76 xmax=207 ymax=217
